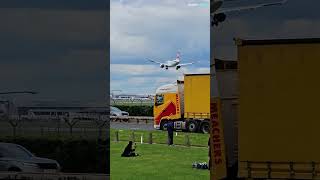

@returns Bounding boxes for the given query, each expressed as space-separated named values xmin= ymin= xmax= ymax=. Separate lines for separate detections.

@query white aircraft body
xmin=211 ymin=0 xmax=288 ymax=26
xmin=148 ymin=52 xmax=194 ymax=70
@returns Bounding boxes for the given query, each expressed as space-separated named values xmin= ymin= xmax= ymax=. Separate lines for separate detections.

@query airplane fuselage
xmin=165 ymin=59 xmax=180 ymax=67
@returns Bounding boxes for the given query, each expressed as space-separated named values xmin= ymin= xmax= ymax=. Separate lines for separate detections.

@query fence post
xmin=185 ymin=134 xmax=190 ymax=147
xmin=41 ymin=126 xmax=44 ymax=136
xmin=148 ymin=132 xmax=153 ymax=144
xmin=115 ymin=131 xmax=119 ymax=142
xmin=83 ymin=128 xmax=87 ymax=137
xmin=130 ymin=131 xmax=135 ymax=142
xmin=140 ymin=135 xmax=143 ymax=144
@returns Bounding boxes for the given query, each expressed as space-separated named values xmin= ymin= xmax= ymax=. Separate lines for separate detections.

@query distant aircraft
xmin=148 ymin=52 xmax=194 ymax=70
xmin=211 ymin=0 xmax=288 ymax=26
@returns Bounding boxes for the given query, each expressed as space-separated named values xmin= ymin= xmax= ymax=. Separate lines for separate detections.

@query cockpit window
xmin=155 ymin=94 xmax=164 ymax=106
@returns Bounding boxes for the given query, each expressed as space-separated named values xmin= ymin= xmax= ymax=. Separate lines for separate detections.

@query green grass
xmin=110 ymin=129 xmax=209 ymax=147
xmin=111 ymin=141 xmax=209 ymax=180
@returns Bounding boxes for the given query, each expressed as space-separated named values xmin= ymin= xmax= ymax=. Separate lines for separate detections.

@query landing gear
xmin=165 ymin=66 xmax=168 ymax=70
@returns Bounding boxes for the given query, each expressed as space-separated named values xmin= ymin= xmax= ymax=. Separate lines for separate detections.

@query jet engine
xmin=160 ymin=64 xmax=164 ymax=68
xmin=176 ymin=66 xmax=181 ymax=70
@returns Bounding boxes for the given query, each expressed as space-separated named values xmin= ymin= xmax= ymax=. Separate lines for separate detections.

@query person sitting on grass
xmin=121 ymin=141 xmax=139 ymax=157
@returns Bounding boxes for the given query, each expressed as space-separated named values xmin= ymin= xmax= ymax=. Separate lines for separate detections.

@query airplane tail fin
xmin=176 ymin=51 xmax=181 ymax=61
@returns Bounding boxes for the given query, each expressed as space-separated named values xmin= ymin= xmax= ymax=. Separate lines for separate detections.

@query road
xmin=110 ymin=121 xmax=154 ymax=131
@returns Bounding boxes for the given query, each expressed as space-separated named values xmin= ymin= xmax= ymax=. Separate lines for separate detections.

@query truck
xmin=153 ymin=73 xmax=210 ymax=133
xmin=210 ymin=38 xmax=320 ymax=180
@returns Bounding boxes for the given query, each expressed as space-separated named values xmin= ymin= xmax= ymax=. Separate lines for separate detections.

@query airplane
xmin=211 ymin=0 xmax=288 ymax=26
xmin=148 ymin=52 xmax=194 ymax=70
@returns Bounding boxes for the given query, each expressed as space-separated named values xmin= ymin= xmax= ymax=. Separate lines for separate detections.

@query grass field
xmin=111 ymin=141 xmax=209 ymax=180
xmin=110 ymin=129 xmax=209 ymax=147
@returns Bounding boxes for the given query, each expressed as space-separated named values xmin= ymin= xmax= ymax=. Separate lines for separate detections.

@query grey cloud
xmin=213 ymin=0 xmax=320 ymax=60
xmin=0 ymin=0 xmax=109 ymax=11
xmin=0 ymin=5 xmax=109 ymax=104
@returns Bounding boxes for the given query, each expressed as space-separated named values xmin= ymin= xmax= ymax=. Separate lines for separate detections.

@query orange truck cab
xmin=153 ymin=74 xmax=210 ymax=133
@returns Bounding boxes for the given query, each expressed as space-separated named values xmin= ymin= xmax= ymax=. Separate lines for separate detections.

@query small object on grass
xmin=192 ymin=162 xmax=209 ymax=169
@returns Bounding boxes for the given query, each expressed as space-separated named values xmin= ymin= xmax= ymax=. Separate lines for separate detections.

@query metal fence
xmin=110 ymin=99 xmax=153 ymax=106
xmin=110 ymin=116 xmax=153 ymax=124
xmin=112 ymin=130 xmax=209 ymax=147
xmin=0 ymin=116 xmax=109 ymax=140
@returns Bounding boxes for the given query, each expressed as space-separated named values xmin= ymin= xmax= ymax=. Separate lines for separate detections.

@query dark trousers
xmin=168 ymin=131 xmax=173 ymax=145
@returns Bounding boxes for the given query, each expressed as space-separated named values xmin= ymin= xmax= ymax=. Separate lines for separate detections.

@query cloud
xmin=110 ymin=1 xmax=210 ymax=94
xmin=111 ymin=64 xmax=162 ymax=76
xmin=0 ymin=0 xmax=108 ymax=10
xmin=111 ymin=64 xmax=208 ymax=76
xmin=110 ymin=0 xmax=210 ymax=60
xmin=213 ymin=18 xmax=320 ymax=60
xmin=0 ymin=5 xmax=109 ymax=103
xmin=0 ymin=9 xmax=107 ymax=43
xmin=110 ymin=63 xmax=209 ymax=94
xmin=0 ymin=49 xmax=107 ymax=102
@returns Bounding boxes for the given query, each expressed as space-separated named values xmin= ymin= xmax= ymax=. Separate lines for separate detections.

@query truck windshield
xmin=155 ymin=94 xmax=164 ymax=106
xmin=111 ymin=107 xmax=122 ymax=112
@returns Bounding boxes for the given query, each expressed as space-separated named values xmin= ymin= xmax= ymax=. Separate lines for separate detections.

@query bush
xmin=0 ymin=138 xmax=109 ymax=174
xmin=114 ymin=105 xmax=153 ymax=116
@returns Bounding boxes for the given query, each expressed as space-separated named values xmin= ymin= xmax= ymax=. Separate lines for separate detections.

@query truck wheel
xmin=200 ymin=121 xmax=210 ymax=134
xmin=160 ymin=120 xmax=168 ymax=131
xmin=187 ymin=120 xmax=198 ymax=132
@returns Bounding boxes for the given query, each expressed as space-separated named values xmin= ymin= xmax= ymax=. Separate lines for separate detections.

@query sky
xmin=0 ymin=0 xmax=109 ymax=106
xmin=0 ymin=0 xmax=319 ymax=104
xmin=212 ymin=0 xmax=320 ymax=60
xmin=110 ymin=0 xmax=210 ymax=95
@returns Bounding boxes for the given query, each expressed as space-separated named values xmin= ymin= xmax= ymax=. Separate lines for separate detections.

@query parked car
xmin=110 ymin=106 xmax=129 ymax=116
xmin=0 ymin=143 xmax=61 ymax=172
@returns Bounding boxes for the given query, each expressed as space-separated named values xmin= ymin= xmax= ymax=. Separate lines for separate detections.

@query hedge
xmin=114 ymin=105 xmax=153 ymax=117
xmin=0 ymin=138 xmax=109 ymax=174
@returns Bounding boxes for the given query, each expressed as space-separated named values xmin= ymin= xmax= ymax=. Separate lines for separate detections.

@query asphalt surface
xmin=110 ymin=121 xmax=154 ymax=131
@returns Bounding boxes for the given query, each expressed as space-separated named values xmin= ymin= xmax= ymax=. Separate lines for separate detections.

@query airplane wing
xmin=215 ymin=0 xmax=287 ymax=14
xmin=147 ymin=58 xmax=163 ymax=64
xmin=179 ymin=62 xmax=194 ymax=66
